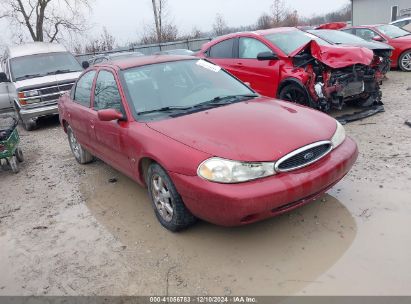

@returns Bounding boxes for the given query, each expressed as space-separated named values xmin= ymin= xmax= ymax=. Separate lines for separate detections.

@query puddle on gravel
xmin=79 ymin=161 xmax=357 ymax=295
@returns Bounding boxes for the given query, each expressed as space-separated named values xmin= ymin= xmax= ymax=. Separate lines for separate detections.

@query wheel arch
xmin=277 ymin=77 xmax=309 ymax=99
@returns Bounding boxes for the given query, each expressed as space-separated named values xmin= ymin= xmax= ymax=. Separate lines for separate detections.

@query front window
xmin=121 ymin=59 xmax=255 ymax=119
xmin=10 ymin=52 xmax=82 ymax=82
xmin=376 ymin=24 xmax=410 ymax=38
xmin=264 ymin=30 xmax=330 ymax=55
xmin=239 ymin=37 xmax=272 ymax=59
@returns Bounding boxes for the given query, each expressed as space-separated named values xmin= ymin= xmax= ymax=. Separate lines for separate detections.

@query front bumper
xmin=170 ymin=137 xmax=358 ymax=226
xmin=17 ymin=103 xmax=59 ymax=121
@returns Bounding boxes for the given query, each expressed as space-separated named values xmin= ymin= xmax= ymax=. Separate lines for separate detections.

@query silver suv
xmin=0 ymin=42 xmax=82 ymax=130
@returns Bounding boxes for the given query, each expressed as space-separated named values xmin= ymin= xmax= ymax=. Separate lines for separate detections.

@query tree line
xmin=0 ymin=0 xmax=351 ymax=53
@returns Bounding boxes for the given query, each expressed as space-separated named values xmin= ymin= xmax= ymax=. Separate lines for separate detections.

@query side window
xmin=94 ymin=70 xmax=123 ymax=111
xmin=74 ymin=70 xmax=96 ymax=107
xmin=208 ymin=39 xmax=235 ymax=58
xmin=239 ymin=37 xmax=271 ymax=59
xmin=355 ymin=28 xmax=380 ymax=41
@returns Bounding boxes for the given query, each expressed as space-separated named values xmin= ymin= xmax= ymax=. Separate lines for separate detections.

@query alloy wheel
xmin=151 ymin=174 xmax=174 ymax=222
xmin=400 ymin=52 xmax=411 ymax=71
xmin=69 ymin=131 xmax=81 ymax=160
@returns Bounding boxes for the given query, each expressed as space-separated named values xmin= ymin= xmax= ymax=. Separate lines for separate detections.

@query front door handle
xmin=90 ymin=120 xmax=95 ymax=129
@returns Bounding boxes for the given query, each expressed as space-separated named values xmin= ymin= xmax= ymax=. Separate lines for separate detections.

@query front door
xmin=91 ymin=69 xmax=131 ymax=175
xmin=234 ymin=37 xmax=279 ymax=97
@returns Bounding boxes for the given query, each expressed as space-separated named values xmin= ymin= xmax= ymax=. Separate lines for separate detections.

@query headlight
xmin=331 ymin=120 xmax=346 ymax=148
xmin=198 ymin=157 xmax=276 ymax=183
xmin=25 ymin=90 xmax=39 ymax=97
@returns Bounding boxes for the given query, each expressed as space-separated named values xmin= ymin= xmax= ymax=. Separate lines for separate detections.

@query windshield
xmin=376 ymin=24 xmax=410 ymax=38
xmin=308 ymin=29 xmax=367 ymax=44
xmin=121 ymin=59 xmax=255 ymax=118
xmin=264 ymin=30 xmax=330 ymax=55
xmin=10 ymin=52 xmax=82 ymax=81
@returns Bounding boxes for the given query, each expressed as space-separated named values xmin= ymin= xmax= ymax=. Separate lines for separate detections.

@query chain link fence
xmin=75 ymin=37 xmax=213 ymax=63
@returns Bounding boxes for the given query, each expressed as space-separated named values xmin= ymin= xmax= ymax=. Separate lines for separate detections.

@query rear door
xmin=90 ymin=69 xmax=131 ymax=175
xmin=68 ymin=70 xmax=97 ymax=151
xmin=234 ymin=37 xmax=279 ymax=97
xmin=205 ymin=38 xmax=238 ymax=75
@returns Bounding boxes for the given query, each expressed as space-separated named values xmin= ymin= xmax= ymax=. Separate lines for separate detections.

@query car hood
xmin=290 ymin=40 xmax=374 ymax=68
xmin=341 ymin=40 xmax=394 ymax=51
xmin=146 ymin=98 xmax=337 ymax=162
xmin=13 ymin=71 xmax=81 ymax=91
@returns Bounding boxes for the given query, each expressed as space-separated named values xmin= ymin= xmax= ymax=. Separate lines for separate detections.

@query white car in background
xmin=0 ymin=42 xmax=82 ymax=130
xmin=390 ymin=17 xmax=411 ymax=32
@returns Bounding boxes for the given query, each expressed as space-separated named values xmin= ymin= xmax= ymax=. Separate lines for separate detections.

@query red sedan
xmin=197 ymin=27 xmax=381 ymax=112
xmin=59 ymin=56 xmax=358 ymax=231
xmin=341 ymin=24 xmax=411 ymax=71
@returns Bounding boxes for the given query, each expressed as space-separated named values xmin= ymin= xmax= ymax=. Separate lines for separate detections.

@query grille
xmin=276 ymin=142 xmax=332 ymax=172
xmin=39 ymin=83 xmax=74 ymax=96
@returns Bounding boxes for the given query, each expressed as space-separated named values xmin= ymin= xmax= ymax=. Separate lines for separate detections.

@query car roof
xmin=391 ymin=17 xmax=411 ymax=23
xmin=6 ymin=42 xmax=68 ymax=58
xmin=93 ymin=55 xmax=197 ymax=70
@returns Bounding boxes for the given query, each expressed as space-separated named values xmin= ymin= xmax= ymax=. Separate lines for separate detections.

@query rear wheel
xmin=9 ymin=156 xmax=19 ymax=173
xmin=279 ymin=83 xmax=312 ymax=107
xmin=147 ymin=163 xmax=197 ymax=232
xmin=399 ymin=50 xmax=411 ymax=72
xmin=15 ymin=148 xmax=24 ymax=162
xmin=67 ymin=125 xmax=94 ymax=164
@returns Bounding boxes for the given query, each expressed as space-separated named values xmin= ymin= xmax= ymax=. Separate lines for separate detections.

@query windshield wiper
xmin=196 ymin=94 xmax=259 ymax=107
xmin=15 ymin=73 xmax=42 ymax=81
xmin=137 ymin=106 xmax=193 ymax=115
xmin=46 ymin=69 xmax=79 ymax=75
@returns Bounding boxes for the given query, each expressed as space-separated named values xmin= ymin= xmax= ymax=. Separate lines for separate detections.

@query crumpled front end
xmin=292 ymin=40 xmax=383 ymax=113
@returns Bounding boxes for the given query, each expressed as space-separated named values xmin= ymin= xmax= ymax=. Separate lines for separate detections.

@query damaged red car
xmin=198 ymin=27 xmax=382 ymax=112
xmin=58 ymin=56 xmax=358 ymax=231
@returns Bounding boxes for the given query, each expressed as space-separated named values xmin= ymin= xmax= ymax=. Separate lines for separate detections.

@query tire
xmin=279 ymin=83 xmax=312 ymax=107
xmin=399 ymin=50 xmax=411 ymax=72
xmin=15 ymin=148 xmax=24 ymax=162
xmin=9 ymin=156 xmax=19 ymax=173
xmin=67 ymin=125 xmax=94 ymax=164
xmin=22 ymin=118 xmax=37 ymax=131
xmin=147 ymin=163 xmax=197 ymax=232
xmin=1 ymin=159 xmax=9 ymax=171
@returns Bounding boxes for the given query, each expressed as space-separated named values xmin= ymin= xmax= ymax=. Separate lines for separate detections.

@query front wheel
xmin=67 ymin=125 xmax=94 ymax=164
xmin=147 ymin=163 xmax=197 ymax=232
xmin=22 ymin=118 xmax=37 ymax=131
xmin=279 ymin=83 xmax=312 ymax=107
xmin=399 ymin=50 xmax=411 ymax=72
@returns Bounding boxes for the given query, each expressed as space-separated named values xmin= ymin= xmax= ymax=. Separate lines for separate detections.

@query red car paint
xmin=345 ymin=25 xmax=411 ymax=69
xmin=59 ymin=56 xmax=358 ymax=226
xmin=317 ymin=22 xmax=411 ymax=69
xmin=197 ymin=28 xmax=375 ymax=111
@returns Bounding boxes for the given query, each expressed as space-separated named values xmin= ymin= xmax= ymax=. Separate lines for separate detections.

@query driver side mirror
xmin=97 ymin=109 xmax=124 ymax=121
xmin=257 ymin=51 xmax=278 ymax=61
xmin=372 ymin=36 xmax=384 ymax=42
xmin=0 ymin=72 xmax=10 ymax=83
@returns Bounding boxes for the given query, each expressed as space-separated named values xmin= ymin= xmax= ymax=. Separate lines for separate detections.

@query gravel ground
xmin=0 ymin=71 xmax=410 ymax=296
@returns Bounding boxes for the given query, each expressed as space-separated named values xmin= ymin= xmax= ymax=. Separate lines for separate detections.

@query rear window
xmin=208 ymin=39 xmax=235 ymax=58
xmin=264 ymin=30 xmax=330 ymax=55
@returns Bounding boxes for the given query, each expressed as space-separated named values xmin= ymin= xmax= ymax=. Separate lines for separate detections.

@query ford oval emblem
xmin=304 ymin=152 xmax=314 ymax=160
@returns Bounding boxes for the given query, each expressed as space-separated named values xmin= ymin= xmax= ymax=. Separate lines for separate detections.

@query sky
xmin=89 ymin=0 xmax=350 ymax=44
xmin=0 ymin=0 xmax=350 ymax=48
